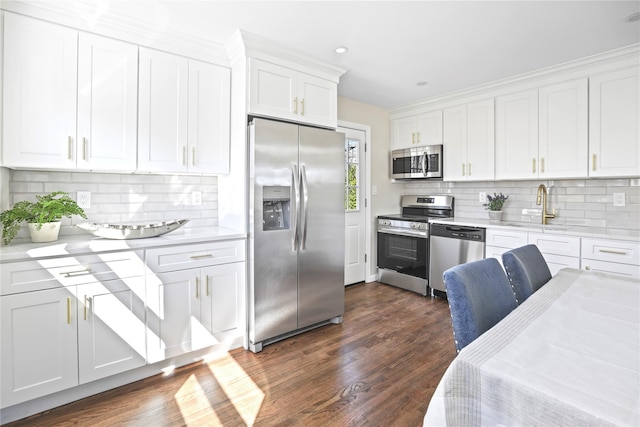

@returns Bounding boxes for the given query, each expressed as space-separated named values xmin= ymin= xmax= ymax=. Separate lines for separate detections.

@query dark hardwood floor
xmin=4 ymin=282 xmax=456 ymax=427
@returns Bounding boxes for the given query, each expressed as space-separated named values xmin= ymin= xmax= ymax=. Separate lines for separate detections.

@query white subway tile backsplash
xmin=403 ymin=178 xmax=640 ymax=233
xmin=4 ymin=169 xmax=218 ymax=240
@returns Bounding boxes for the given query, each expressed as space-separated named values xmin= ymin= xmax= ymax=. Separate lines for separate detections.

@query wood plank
xmin=5 ymin=282 xmax=456 ymax=426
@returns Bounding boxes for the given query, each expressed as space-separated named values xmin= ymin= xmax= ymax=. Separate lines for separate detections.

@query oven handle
xmin=378 ymin=228 xmax=428 ymax=238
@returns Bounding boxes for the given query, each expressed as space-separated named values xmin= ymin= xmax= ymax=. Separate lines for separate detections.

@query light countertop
xmin=0 ymin=226 xmax=246 ymax=263
xmin=429 ymin=217 xmax=640 ymax=242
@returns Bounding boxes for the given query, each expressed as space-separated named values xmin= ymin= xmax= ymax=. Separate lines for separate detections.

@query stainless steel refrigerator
xmin=248 ymin=118 xmax=345 ymax=353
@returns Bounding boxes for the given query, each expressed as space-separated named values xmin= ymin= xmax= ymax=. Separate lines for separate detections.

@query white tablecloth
xmin=424 ymin=268 xmax=640 ymax=426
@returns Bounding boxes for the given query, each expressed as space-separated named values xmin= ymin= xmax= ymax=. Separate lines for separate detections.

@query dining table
xmin=423 ymin=267 xmax=640 ymax=426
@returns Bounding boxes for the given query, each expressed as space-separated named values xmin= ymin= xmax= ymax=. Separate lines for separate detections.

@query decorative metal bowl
xmin=76 ymin=219 xmax=189 ymax=240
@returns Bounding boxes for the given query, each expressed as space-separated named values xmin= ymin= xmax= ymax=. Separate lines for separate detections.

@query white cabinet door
xmin=2 ymin=13 xmax=77 ymax=169
xmin=146 ymin=269 xmax=198 ymax=363
xmin=589 ymin=67 xmax=640 ymax=177
xmin=495 ymin=90 xmax=539 ymax=180
xmin=248 ymin=58 xmax=337 ymax=128
xmin=443 ymin=105 xmax=467 ymax=180
xmin=138 ymin=48 xmax=189 ymax=173
xmin=77 ymin=278 xmax=146 ymax=384
xmin=416 ymin=110 xmax=443 ymax=146
xmin=206 ymin=262 xmax=245 ymax=336
xmin=390 ymin=116 xmax=418 ymax=149
xmin=466 ymin=99 xmax=495 ymax=181
xmin=539 ymin=78 xmax=588 ymax=179
xmin=298 ymin=72 xmax=337 ymax=128
xmin=77 ymin=33 xmax=138 ymax=171
xmin=187 ymin=60 xmax=231 ymax=174
xmin=1 ymin=288 xmax=78 ymax=408
xmin=445 ymin=100 xmax=495 ymax=181
xmin=249 ymin=59 xmax=298 ymax=122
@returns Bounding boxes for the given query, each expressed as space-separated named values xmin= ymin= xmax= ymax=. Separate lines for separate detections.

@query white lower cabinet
xmin=1 ymin=287 xmax=79 ymax=408
xmin=485 ymin=229 xmax=528 ymax=267
xmin=528 ymin=233 xmax=580 ymax=275
xmin=77 ymin=278 xmax=146 ymax=384
xmin=145 ymin=241 xmax=246 ymax=363
xmin=581 ymin=238 xmax=640 ymax=279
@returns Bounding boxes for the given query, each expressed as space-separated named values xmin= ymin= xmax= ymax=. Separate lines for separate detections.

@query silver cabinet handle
xmin=83 ymin=137 xmax=88 ymax=160
xmin=598 ymin=249 xmax=627 ymax=255
xmin=190 ymin=254 xmax=213 ymax=260
xmin=60 ymin=268 xmax=92 ymax=277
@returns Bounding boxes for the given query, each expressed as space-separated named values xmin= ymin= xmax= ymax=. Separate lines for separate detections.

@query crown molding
xmin=227 ymin=29 xmax=347 ymax=83
xmin=1 ymin=0 xmax=229 ymax=66
xmin=390 ymin=43 xmax=640 ymax=117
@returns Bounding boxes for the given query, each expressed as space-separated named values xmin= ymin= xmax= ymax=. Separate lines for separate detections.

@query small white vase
xmin=488 ymin=210 xmax=503 ymax=222
xmin=28 ymin=221 xmax=62 ymax=243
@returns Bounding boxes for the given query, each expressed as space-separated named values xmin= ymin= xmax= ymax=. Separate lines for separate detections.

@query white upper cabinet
xmin=138 ymin=49 xmax=231 ymax=174
xmin=2 ymin=13 xmax=138 ymax=171
xmin=444 ymin=99 xmax=494 ymax=181
xmin=538 ymin=78 xmax=588 ymax=178
xmin=137 ymin=48 xmax=189 ymax=173
xmin=496 ymin=79 xmax=588 ymax=180
xmin=187 ymin=60 xmax=231 ymax=174
xmin=589 ymin=67 xmax=640 ymax=177
xmin=77 ymin=34 xmax=138 ymax=171
xmin=249 ymin=58 xmax=337 ymax=128
xmin=2 ymin=13 xmax=78 ymax=169
xmin=495 ymin=89 xmax=539 ymax=179
xmin=391 ymin=110 xmax=443 ymax=150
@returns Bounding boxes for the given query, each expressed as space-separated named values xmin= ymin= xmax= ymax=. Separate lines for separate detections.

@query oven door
xmin=377 ymin=230 xmax=428 ymax=279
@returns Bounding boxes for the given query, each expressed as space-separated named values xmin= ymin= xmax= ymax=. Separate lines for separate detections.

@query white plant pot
xmin=488 ymin=211 xmax=503 ymax=222
xmin=28 ymin=221 xmax=62 ymax=243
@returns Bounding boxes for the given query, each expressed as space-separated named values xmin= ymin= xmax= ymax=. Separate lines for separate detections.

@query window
xmin=345 ymin=138 xmax=359 ymax=211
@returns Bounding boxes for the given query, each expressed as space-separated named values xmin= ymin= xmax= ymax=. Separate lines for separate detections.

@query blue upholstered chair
xmin=444 ymin=258 xmax=518 ymax=353
xmin=502 ymin=244 xmax=552 ymax=304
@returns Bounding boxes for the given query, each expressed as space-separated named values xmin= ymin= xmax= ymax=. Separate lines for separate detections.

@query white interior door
xmin=340 ymin=126 xmax=367 ymax=285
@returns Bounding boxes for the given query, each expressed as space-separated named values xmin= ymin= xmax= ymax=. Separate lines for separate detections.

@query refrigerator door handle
xmin=300 ymin=164 xmax=309 ymax=249
xmin=292 ymin=164 xmax=300 ymax=251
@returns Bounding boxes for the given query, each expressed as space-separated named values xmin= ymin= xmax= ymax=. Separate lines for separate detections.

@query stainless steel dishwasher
xmin=429 ymin=223 xmax=486 ymax=297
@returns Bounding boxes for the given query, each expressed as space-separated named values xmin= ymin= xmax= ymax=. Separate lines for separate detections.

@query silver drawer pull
xmin=190 ymin=254 xmax=213 ymax=260
xmin=61 ymin=268 xmax=92 ymax=277
xmin=598 ymin=249 xmax=627 ymax=255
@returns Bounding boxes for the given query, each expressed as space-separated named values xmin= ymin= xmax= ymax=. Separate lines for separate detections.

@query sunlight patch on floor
xmin=207 ymin=353 xmax=265 ymax=425
xmin=175 ymin=373 xmax=223 ymax=426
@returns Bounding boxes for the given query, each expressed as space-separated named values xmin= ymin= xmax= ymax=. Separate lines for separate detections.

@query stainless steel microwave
xmin=391 ymin=145 xmax=443 ymax=179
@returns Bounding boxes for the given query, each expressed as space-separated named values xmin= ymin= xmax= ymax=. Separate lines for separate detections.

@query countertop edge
xmin=428 ymin=217 xmax=640 ymax=242
xmin=0 ymin=226 xmax=247 ymax=263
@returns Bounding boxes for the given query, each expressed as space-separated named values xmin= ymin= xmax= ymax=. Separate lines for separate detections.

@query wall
xmin=401 ymin=178 xmax=640 ymax=238
xmin=1 ymin=168 xmax=218 ymax=242
xmin=338 ymin=96 xmax=392 ymax=279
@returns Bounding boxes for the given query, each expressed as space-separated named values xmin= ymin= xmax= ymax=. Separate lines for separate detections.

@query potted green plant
xmin=484 ymin=192 xmax=509 ymax=221
xmin=1 ymin=191 xmax=87 ymax=245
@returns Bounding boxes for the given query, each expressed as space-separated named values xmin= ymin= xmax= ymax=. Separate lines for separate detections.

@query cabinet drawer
xmin=486 ymin=229 xmax=528 ymax=248
xmin=581 ymin=259 xmax=640 ymax=279
xmin=581 ymin=238 xmax=640 ymax=265
xmin=146 ymin=240 xmax=246 ymax=273
xmin=528 ymin=233 xmax=581 ymax=257
xmin=542 ymin=253 xmax=580 ymax=276
xmin=1 ymin=251 xmax=145 ymax=295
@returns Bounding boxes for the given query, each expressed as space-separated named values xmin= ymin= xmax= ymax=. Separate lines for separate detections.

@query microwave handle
xmin=422 ymin=153 xmax=427 ymax=174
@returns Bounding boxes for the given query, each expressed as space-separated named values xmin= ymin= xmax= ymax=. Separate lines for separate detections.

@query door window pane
xmin=345 ymin=138 xmax=359 ymax=211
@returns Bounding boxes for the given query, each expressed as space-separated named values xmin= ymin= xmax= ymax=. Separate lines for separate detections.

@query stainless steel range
xmin=377 ymin=195 xmax=454 ymax=295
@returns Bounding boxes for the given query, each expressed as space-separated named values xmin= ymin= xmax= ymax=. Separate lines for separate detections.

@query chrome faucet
xmin=536 ymin=184 xmax=556 ymax=225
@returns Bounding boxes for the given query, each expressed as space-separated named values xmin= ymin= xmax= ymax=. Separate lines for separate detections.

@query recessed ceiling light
xmin=626 ymin=12 xmax=640 ymax=22
xmin=416 ymin=81 xmax=429 ymax=86
xmin=335 ymin=46 xmax=348 ymax=54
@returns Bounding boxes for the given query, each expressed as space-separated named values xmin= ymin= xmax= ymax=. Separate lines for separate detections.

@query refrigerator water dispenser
xmin=262 ymin=186 xmax=290 ymax=231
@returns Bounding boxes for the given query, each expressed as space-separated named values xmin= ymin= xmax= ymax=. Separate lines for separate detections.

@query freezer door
xmin=298 ymin=126 xmax=345 ymax=328
xmin=250 ymin=119 xmax=299 ymax=343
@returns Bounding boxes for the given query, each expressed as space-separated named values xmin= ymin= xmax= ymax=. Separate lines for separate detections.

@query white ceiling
xmin=85 ymin=1 xmax=640 ymax=109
